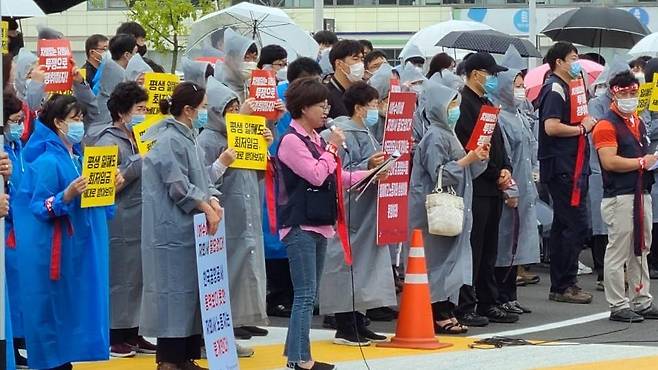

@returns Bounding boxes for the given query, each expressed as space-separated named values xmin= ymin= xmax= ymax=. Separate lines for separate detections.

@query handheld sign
xmin=225 ymin=113 xmax=268 ymax=170
xmin=2 ymin=21 xmax=8 ymax=55
xmin=465 ymin=105 xmax=501 ymax=151
xmin=638 ymin=82 xmax=653 ymax=113
xmin=650 ymin=73 xmax=658 ymax=112
xmin=132 ymin=115 xmax=164 ymax=155
xmin=248 ymin=69 xmax=278 ymax=120
xmin=569 ymin=79 xmax=588 ymax=123
xmin=81 ymin=146 xmax=119 ymax=208
xmin=144 ymin=72 xmax=180 ymax=115
xmin=193 ymin=215 xmax=239 ymax=370
xmin=377 ymin=92 xmax=415 ymax=245
xmin=390 ymin=78 xmax=401 ymax=93
xmin=38 ymin=39 xmax=73 ymax=92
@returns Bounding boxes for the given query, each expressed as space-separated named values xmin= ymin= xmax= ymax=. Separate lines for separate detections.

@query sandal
xmin=434 ymin=319 xmax=467 ymax=334
xmin=450 ymin=317 xmax=468 ymax=332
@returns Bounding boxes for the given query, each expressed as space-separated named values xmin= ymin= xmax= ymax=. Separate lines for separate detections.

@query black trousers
xmin=591 ymin=235 xmax=608 ymax=282
xmin=495 ymin=265 xmax=518 ymax=303
xmin=649 ymin=223 xmax=658 ymax=269
xmin=110 ymin=327 xmax=139 ymax=345
xmin=48 ymin=364 xmax=72 ymax=370
xmin=547 ymin=174 xmax=589 ymax=294
xmin=457 ymin=196 xmax=503 ymax=315
xmin=156 ymin=335 xmax=202 ymax=364
xmin=266 ymin=258 xmax=294 ymax=308
xmin=432 ymin=301 xmax=456 ymax=321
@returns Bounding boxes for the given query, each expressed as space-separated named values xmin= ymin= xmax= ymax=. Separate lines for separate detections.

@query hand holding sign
xmin=31 ymin=65 xmax=47 ymax=84
xmin=368 ymin=151 xmax=386 ymax=169
xmin=64 ymin=176 xmax=89 ymax=203
xmin=218 ymin=148 xmax=238 ymax=167
xmin=263 ymin=127 xmax=274 ymax=146
xmin=115 ymin=169 xmax=125 ymax=191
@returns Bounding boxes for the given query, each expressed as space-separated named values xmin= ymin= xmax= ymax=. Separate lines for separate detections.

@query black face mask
xmin=137 ymin=44 xmax=147 ymax=56
xmin=8 ymin=32 xmax=24 ymax=57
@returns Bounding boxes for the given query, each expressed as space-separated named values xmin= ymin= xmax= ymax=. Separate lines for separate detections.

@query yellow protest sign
xmin=638 ymin=82 xmax=653 ymax=113
xmin=226 ymin=113 xmax=268 ymax=170
xmin=649 ymin=73 xmax=658 ymax=112
xmin=144 ymin=72 xmax=180 ymax=115
xmin=81 ymin=146 xmax=119 ymax=208
xmin=2 ymin=21 xmax=8 ymax=55
xmin=132 ymin=115 xmax=164 ymax=155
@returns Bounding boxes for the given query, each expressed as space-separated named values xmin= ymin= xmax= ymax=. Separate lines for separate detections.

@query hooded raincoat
xmin=409 ymin=81 xmax=486 ymax=304
xmin=14 ymin=50 xmax=37 ymax=101
xmin=126 ymin=54 xmax=153 ymax=82
xmin=318 ymin=117 xmax=398 ymax=314
xmin=13 ymin=121 xmax=111 ymax=369
xmin=489 ymin=69 xmax=540 ymax=267
xmin=89 ymin=58 xmax=126 ymax=134
xmin=95 ymin=123 xmax=143 ymax=330
xmin=140 ymin=117 xmax=221 ymax=337
xmin=214 ymin=29 xmax=256 ymax=102
xmin=183 ymin=57 xmax=210 ymax=88
xmin=197 ymin=78 xmax=268 ymax=326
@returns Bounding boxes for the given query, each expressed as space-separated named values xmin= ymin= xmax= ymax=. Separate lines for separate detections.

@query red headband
xmin=610 ymin=83 xmax=639 ymax=94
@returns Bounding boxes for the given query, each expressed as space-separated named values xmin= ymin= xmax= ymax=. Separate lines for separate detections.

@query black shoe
xmin=457 ymin=312 xmax=489 ymax=327
xmin=233 ymin=327 xmax=252 ymax=340
xmin=15 ymin=352 xmax=28 ymax=369
xmin=333 ymin=330 xmax=371 ymax=346
xmin=478 ymin=306 xmax=519 ymax=323
xmin=500 ymin=301 xmax=523 ymax=314
xmin=366 ymin=307 xmax=398 ymax=322
xmin=267 ymin=304 xmax=292 ymax=318
xmin=650 ymin=268 xmax=658 ymax=280
xmin=636 ymin=304 xmax=658 ymax=319
xmin=610 ymin=308 xmax=645 ymax=322
xmin=322 ymin=315 xmax=337 ymax=329
xmin=510 ymin=300 xmax=532 ymax=314
xmin=294 ymin=361 xmax=336 ymax=370
xmin=241 ymin=326 xmax=268 ymax=336
xmin=358 ymin=327 xmax=388 ymax=343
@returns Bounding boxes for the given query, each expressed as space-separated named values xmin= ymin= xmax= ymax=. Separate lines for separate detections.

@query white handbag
xmin=425 ymin=166 xmax=464 ymax=236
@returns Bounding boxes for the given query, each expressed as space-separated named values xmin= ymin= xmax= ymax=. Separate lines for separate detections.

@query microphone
xmin=329 ymin=125 xmax=349 ymax=151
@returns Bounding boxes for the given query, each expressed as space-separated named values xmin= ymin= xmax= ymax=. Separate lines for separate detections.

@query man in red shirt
xmin=592 ymin=71 xmax=658 ymax=322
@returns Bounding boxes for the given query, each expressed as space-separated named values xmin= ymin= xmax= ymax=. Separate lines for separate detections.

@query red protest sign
xmin=390 ymin=78 xmax=401 ymax=93
xmin=465 ymin=105 xmax=500 ymax=151
xmin=377 ymin=92 xmax=416 ymax=245
xmin=248 ymin=69 xmax=278 ymax=120
xmin=37 ymin=39 xmax=72 ymax=92
xmin=569 ymin=78 xmax=588 ymax=124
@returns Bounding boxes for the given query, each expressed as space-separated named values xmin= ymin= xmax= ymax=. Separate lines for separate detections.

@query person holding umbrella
xmin=537 ymin=41 xmax=597 ymax=304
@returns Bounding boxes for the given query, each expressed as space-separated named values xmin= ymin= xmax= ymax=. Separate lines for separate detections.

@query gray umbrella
xmin=436 ymin=30 xmax=541 ymax=58
xmin=541 ymin=7 xmax=650 ymax=49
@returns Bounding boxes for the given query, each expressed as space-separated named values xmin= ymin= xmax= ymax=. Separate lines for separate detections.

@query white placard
xmin=193 ymin=214 xmax=239 ymax=370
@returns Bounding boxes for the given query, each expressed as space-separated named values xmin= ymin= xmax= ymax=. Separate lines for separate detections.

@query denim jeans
xmin=282 ymin=227 xmax=327 ymax=363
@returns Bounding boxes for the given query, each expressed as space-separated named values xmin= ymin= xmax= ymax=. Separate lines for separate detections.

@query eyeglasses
xmin=273 ymin=61 xmax=288 ymax=67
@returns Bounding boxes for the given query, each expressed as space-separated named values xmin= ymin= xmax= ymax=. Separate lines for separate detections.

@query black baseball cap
xmin=463 ymin=52 xmax=508 ymax=75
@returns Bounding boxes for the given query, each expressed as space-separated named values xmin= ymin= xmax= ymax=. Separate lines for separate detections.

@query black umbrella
xmin=541 ymin=7 xmax=650 ymax=49
xmin=34 ymin=0 xmax=86 ymax=14
xmin=436 ymin=30 xmax=542 ymax=58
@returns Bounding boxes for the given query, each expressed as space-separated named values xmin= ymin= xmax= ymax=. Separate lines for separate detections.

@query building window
xmin=89 ymin=0 xmax=129 ymax=10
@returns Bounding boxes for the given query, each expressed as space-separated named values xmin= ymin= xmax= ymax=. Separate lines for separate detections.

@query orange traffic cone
xmin=378 ymin=229 xmax=453 ymax=350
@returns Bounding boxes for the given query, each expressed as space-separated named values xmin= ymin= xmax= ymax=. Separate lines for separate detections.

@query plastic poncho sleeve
xmin=26 ymin=81 xmax=46 ymax=111
xmin=73 ymin=81 xmax=101 ymax=126
xmin=28 ymin=157 xmax=75 ymax=221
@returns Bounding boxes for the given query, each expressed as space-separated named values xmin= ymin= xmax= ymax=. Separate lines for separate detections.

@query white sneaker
xmin=236 ymin=343 xmax=254 ymax=358
xmin=578 ymin=261 xmax=593 ymax=275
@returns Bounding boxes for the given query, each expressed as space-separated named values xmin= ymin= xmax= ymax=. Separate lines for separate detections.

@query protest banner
xmin=248 ymin=69 xmax=278 ymax=120
xmin=132 ymin=115 xmax=164 ymax=155
xmin=569 ymin=79 xmax=588 ymax=123
xmin=81 ymin=146 xmax=118 ymax=208
xmin=225 ymin=113 xmax=268 ymax=170
xmin=2 ymin=21 xmax=8 ymax=55
xmin=638 ymin=82 xmax=653 ymax=113
xmin=193 ymin=215 xmax=239 ymax=370
xmin=38 ymin=39 xmax=72 ymax=92
xmin=465 ymin=105 xmax=501 ymax=151
xmin=377 ymin=92 xmax=416 ymax=245
xmin=144 ymin=72 xmax=180 ymax=115
xmin=650 ymin=73 xmax=658 ymax=112
xmin=390 ymin=78 xmax=401 ymax=93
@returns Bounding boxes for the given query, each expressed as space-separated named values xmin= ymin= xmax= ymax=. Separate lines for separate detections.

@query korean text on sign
xmin=569 ymin=79 xmax=589 ymax=123
xmin=225 ymin=113 xmax=268 ymax=171
xmin=132 ymin=115 xmax=164 ymax=155
xmin=638 ymin=82 xmax=653 ymax=113
xmin=38 ymin=39 xmax=73 ymax=92
xmin=377 ymin=92 xmax=416 ymax=245
xmin=144 ymin=73 xmax=180 ymax=115
xmin=649 ymin=73 xmax=658 ymax=112
xmin=193 ymin=215 xmax=239 ymax=370
xmin=465 ymin=105 xmax=501 ymax=151
xmin=81 ymin=146 xmax=119 ymax=208
xmin=248 ymin=69 xmax=278 ymax=120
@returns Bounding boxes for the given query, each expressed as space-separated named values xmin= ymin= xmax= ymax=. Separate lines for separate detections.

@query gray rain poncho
xmin=14 ymin=49 xmax=37 ymax=100
xmin=409 ymin=81 xmax=487 ymax=304
xmin=368 ymin=62 xmax=394 ymax=143
xmin=140 ymin=116 xmax=221 ymax=337
xmin=430 ymin=69 xmax=465 ymax=94
xmin=197 ymin=77 xmax=268 ymax=327
xmin=214 ymin=28 xmax=256 ymax=102
xmin=318 ymin=116 xmax=397 ymax=314
xmin=489 ymin=68 xmax=540 ymax=267
xmin=86 ymin=58 xmax=126 ymax=142
xmin=125 ymin=54 xmax=153 ymax=82
xmin=182 ymin=57 xmax=209 ymax=88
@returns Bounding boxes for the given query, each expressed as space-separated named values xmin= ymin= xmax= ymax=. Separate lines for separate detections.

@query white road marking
xmin=471 ymin=311 xmax=610 ymax=339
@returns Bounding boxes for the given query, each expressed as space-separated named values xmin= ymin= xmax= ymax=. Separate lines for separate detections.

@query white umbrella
xmin=1 ymin=0 xmax=45 ymax=17
xmin=400 ymin=20 xmax=494 ymax=59
xmin=629 ymin=32 xmax=658 ymax=57
xmin=188 ymin=2 xmax=318 ymax=60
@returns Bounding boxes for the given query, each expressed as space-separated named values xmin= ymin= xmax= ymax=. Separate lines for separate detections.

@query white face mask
xmin=594 ymin=86 xmax=607 ymax=97
xmin=635 ymin=73 xmax=646 ymax=84
xmin=345 ymin=62 xmax=365 ymax=82
xmin=513 ymin=87 xmax=526 ymax=104
xmin=276 ymin=67 xmax=288 ymax=82
xmin=617 ymin=97 xmax=639 ymax=114
xmin=241 ymin=61 xmax=258 ymax=80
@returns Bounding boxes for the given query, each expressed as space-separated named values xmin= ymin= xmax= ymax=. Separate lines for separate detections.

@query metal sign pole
xmin=0 ymin=0 xmax=7 ymax=364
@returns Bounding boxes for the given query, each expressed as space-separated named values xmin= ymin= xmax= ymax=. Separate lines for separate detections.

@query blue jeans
xmin=282 ymin=227 xmax=327 ymax=363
